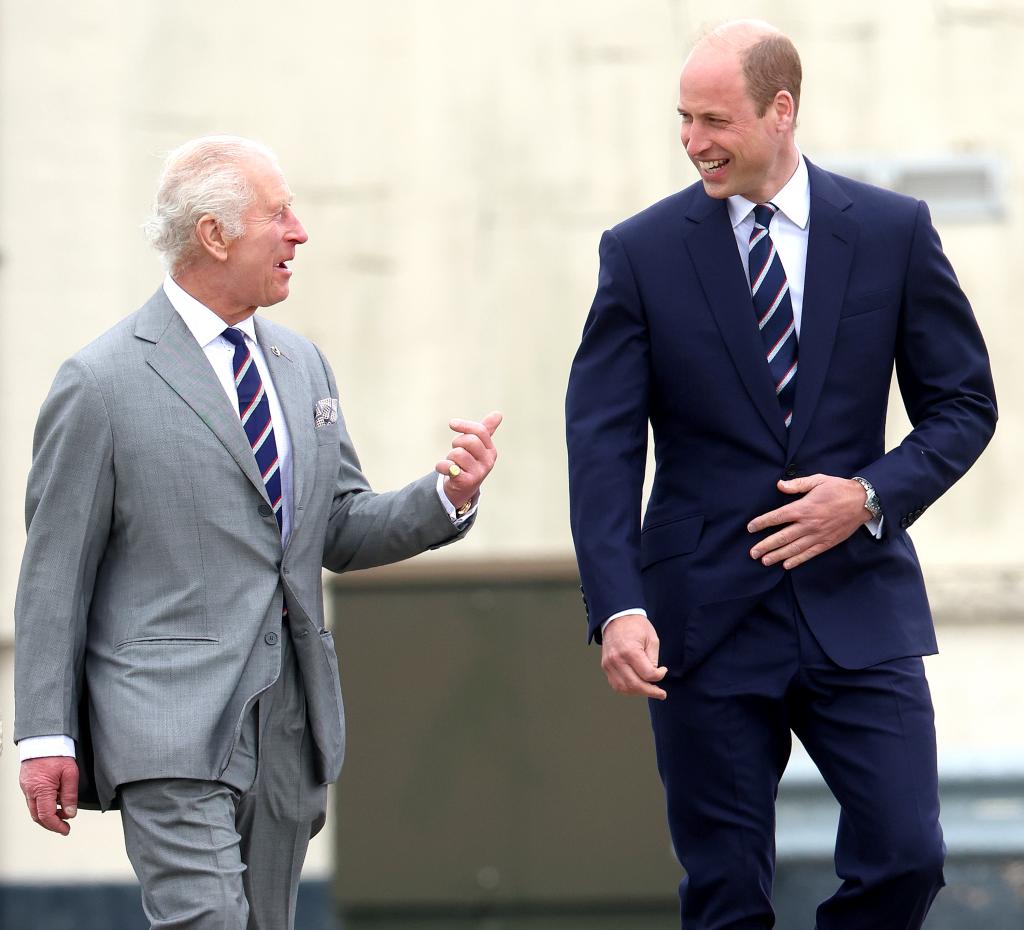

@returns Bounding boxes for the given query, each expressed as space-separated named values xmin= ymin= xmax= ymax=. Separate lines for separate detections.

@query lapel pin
xmin=270 ymin=346 xmax=282 ymax=357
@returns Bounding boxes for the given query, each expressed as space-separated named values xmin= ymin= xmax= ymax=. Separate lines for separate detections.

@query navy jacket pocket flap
xmin=840 ymin=286 xmax=900 ymax=319
xmin=641 ymin=514 xmax=704 ymax=568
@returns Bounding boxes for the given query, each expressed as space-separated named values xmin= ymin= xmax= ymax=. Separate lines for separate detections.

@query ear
xmin=194 ymin=213 xmax=231 ymax=263
xmin=772 ymin=90 xmax=796 ymax=132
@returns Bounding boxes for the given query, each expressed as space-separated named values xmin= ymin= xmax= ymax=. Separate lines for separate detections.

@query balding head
xmin=691 ymin=20 xmax=802 ymax=120
xmin=677 ymin=20 xmax=801 ymax=202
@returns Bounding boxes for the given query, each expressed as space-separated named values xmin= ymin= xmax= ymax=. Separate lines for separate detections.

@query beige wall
xmin=1 ymin=0 xmax=1020 ymax=884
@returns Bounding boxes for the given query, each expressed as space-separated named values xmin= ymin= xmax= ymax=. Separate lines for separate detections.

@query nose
xmin=288 ymin=211 xmax=308 ymax=245
xmin=685 ymin=124 xmax=708 ymax=157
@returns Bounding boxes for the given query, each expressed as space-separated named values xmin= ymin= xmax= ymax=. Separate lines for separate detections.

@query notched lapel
xmin=683 ymin=199 xmax=788 ymax=450
xmin=138 ymin=296 xmax=272 ymax=506
xmin=787 ymin=168 xmax=857 ymax=456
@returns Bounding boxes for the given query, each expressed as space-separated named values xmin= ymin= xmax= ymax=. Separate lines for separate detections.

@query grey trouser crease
xmin=119 ymin=621 xmax=328 ymax=930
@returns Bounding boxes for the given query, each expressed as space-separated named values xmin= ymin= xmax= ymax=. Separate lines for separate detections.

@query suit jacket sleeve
xmin=313 ymin=346 xmax=472 ymax=573
xmin=565 ymin=229 xmax=651 ymax=643
xmin=857 ymin=201 xmax=997 ymax=528
xmin=14 ymin=357 xmax=115 ymax=744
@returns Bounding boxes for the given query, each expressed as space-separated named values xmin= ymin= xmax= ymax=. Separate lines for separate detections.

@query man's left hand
xmin=747 ymin=475 xmax=870 ymax=570
xmin=436 ymin=411 xmax=503 ymax=512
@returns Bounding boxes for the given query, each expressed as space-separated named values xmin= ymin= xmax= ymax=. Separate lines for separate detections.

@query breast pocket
xmin=839 ymin=287 xmax=901 ymax=321
xmin=316 ymin=421 xmax=341 ymax=447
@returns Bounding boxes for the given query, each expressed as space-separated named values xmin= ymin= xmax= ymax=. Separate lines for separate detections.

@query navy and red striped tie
xmin=222 ymin=328 xmax=283 ymax=533
xmin=749 ymin=203 xmax=798 ymax=428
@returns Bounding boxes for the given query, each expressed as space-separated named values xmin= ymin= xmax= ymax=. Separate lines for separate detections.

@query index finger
xmin=619 ymin=643 xmax=667 ymax=683
xmin=619 ymin=667 xmax=668 ymax=700
xmin=449 ymin=412 xmax=502 ymax=448
xmin=33 ymin=789 xmax=69 ymax=835
xmin=747 ymin=504 xmax=796 ymax=533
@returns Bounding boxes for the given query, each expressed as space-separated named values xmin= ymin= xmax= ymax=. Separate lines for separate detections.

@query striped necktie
xmin=222 ymin=328 xmax=284 ymax=533
xmin=749 ymin=202 xmax=798 ymax=428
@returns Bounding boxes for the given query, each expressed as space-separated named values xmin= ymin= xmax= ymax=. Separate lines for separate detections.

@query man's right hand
xmin=600 ymin=614 xmax=668 ymax=700
xmin=20 ymin=756 xmax=79 ymax=835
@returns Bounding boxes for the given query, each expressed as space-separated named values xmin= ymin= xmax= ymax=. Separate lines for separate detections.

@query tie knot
xmin=221 ymin=327 xmax=246 ymax=349
xmin=753 ymin=203 xmax=778 ymax=229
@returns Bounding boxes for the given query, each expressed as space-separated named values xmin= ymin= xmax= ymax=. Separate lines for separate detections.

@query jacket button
xmin=264 ymin=631 xmax=279 ymax=646
xmin=258 ymin=504 xmax=273 ymax=518
xmin=784 ymin=463 xmax=798 ymax=479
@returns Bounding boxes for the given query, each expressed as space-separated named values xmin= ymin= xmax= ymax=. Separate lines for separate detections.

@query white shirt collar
xmin=162 ymin=274 xmax=258 ymax=348
xmin=727 ymin=150 xmax=810 ymax=231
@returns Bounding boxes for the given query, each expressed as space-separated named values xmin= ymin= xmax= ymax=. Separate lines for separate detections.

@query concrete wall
xmin=1 ymin=0 xmax=1020 ymax=896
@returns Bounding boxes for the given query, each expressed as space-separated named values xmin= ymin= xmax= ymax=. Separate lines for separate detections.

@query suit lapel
xmin=137 ymin=290 xmax=271 ymax=505
xmin=255 ymin=319 xmax=315 ymax=523
xmin=786 ymin=164 xmax=857 ymax=456
xmin=683 ymin=197 xmax=788 ymax=450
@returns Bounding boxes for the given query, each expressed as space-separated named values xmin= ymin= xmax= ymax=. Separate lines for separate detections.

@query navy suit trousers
xmin=648 ymin=577 xmax=945 ymax=930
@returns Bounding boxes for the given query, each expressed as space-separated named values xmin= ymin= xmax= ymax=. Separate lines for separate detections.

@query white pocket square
xmin=313 ymin=397 xmax=339 ymax=429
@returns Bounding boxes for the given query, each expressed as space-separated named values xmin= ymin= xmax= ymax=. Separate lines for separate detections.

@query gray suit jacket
xmin=14 ymin=288 xmax=469 ymax=809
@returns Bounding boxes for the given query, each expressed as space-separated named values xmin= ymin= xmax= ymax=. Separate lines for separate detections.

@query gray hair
xmin=143 ymin=135 xmax=280 ymax=273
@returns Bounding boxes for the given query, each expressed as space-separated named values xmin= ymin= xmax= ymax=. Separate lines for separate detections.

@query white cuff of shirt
xmin=19 ymin=735 xmax=76 ymax=761
xmin=601 ymin=607 xmax=648 ymax=636
xmin=864 ymin=515 xmax=884 ymax=539
xmin=435 ymin=474 xmax=478 ymax=527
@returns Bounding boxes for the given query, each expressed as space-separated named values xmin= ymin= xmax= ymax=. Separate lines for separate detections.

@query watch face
xmin=853 ymin=477 xmax=880 ymax=519
xmin=865 ymin=493 xmax=881 ymax=519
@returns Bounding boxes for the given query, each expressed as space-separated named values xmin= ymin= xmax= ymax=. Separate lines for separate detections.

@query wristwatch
xmin=851 ymin=476 xmax=882 ymax=521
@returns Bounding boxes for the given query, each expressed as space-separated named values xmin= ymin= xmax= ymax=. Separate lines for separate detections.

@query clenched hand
xmin=20 ymin=756 xmax=79 ymax=835
xmin=436 ymin=411 xmax=503 ymax=512
xmin=600 ymin=613 xmax=668 ymax=701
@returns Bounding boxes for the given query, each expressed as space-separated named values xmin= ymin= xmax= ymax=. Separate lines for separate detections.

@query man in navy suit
xmin=566 ymin=19 xmax=996 ymax=930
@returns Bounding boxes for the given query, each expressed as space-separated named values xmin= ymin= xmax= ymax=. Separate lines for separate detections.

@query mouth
xmin=275 ymin=259 xmax=292 ymax=275
xmin=697 ymin=158 xmax=730 ymax=177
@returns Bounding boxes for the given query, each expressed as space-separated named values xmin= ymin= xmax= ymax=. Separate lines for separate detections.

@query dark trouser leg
xmin=789 ymin=608 xmax=945 ymax=930
xmin=649 ymin=583 xmax=799 ymax=930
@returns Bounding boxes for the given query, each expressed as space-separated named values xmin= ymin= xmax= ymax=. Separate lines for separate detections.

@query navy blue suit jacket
xmin=566 ymin=161 xmax=996 ymax=670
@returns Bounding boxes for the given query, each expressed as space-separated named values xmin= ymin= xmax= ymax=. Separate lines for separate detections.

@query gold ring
xmin=448 ymin=464 xmax=461 ymax=478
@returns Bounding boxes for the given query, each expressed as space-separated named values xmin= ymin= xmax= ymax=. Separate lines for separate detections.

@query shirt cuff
xmin=19 ymin=735 xmax=76 ymax=761
xmin=435 ymin=474 xmax=478 ymax=527
xmin=601 ymin=607 xmax=648 ymax=636
xmin=864 ymin=515 xmax=884 ymax=539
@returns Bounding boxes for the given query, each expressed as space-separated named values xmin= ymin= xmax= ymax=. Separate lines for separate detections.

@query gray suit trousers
xmin=119 ymin=621 xmax=327 ymax=930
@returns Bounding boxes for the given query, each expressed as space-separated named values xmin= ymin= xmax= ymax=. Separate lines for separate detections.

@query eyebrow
xmin=677 ymin=105 xmax=729 ymax=120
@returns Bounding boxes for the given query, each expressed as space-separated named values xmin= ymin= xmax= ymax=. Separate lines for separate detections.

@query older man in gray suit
xmin=14 ymin=135 xmax=500 ymax=930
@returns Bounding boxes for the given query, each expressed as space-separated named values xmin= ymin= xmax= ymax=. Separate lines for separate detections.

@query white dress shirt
xmin=21 ymin=278 xmax=474 ymax=761
xmin=165 ymin=274 xmax=297 ymax=545
xmin=601 ymin=154 xmax=878 ymax=635
xmin=727 ymin=152 xmax=810 ymax=336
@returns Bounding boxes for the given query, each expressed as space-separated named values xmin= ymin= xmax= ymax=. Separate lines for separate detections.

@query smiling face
xmin=222 ymin=155 xmax=308 ymax=314
xmin=677 ymin=40 xmax=798 ymax=203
